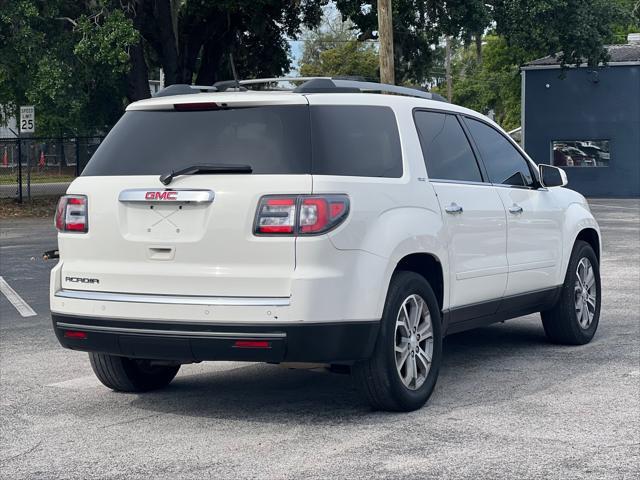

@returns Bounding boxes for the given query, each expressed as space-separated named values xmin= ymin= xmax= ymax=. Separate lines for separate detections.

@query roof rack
xmin=154 ymin=77 xmax=447 ymax=102
xmin=154 ymin=84 xmax=220 ymax=97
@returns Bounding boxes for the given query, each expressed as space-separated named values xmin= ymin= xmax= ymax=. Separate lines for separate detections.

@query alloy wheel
xmin=394 ymin=294 xmax=434 ymax=390
xmin=575 ymin=257 xmax=597 ymax=329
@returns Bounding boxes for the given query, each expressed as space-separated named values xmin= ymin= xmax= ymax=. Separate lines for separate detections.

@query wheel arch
xmin=560 ymin=202 xmax=601 ymax=282
xmin=575 ymin=227 xmax=600 ymax=261
xmin=393 ymin=253 xmax=445 ymax=312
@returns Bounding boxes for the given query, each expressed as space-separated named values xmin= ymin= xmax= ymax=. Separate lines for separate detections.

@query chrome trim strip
xmin=456 ymin=265 xmax=509 ymax=280
xmin=508 ymin=260 xmax=556 ymax=273
xmin=55 ymin=289 xmax=291 ymax=306
xmin=431 ymin=179 xmax=491 ymax=187
xmin=118 ymin=189 xmax=215 ymax=203
xmin=430 ymin=179 xmax=538 ymax=191
xmin=56 ymin=322 xmax=286 ymax=339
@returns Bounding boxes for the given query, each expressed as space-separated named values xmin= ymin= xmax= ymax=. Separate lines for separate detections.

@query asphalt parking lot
xmin=1 ymin=199 xmax=638 ymax=479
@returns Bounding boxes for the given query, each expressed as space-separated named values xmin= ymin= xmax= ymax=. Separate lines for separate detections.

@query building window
xmin=552 ymin=140 xmax=610 ymax=167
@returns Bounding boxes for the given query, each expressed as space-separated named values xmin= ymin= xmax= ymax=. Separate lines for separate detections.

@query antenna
xmin=227 ymin=11 xmax=241 ymax=91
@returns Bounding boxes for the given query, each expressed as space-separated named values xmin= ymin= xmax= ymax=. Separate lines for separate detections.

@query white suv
xmin=50 ymin=78 xmax=601 ymax=412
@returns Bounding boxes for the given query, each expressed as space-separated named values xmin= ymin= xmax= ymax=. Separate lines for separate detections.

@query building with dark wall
xmin=522 ymin=39 xmax=640 ymax=197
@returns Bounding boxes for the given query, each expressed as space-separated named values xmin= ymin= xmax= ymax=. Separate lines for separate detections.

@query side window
xmin=310 ymin=106 xmax=402 ymax=177
xmin=414 ymin=111 xmax=483 ymax=183
xmin=466 ymin=118 xmax=534 ymax=187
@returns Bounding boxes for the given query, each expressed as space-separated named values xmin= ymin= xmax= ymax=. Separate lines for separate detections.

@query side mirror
xmin=539 ymin=164 xmax=568 ymax=188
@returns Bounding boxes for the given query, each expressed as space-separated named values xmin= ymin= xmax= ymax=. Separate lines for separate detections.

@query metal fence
xmin=0 ymin=136 xmax=104 ymax=201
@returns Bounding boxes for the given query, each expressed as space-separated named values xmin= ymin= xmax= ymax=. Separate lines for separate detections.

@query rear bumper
xmin=51 ymin=314 xmax=379 ymax=363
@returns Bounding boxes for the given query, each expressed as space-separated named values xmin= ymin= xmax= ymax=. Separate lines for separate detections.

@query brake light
xmin=254 ymin=194 xmax=349 ymax=235
xmin=174 ymin=102 xmax=219 ymax=111
xmin=55 ymin=195 xmax=88 ymax=233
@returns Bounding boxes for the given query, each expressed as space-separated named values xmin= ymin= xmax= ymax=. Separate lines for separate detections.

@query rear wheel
xmin=541 ymin=240 xmax=601 ymax=345
xmin=353 ymin=271 xmax=442 ymax=412
xmin=89 ymin=353 xmax=180 ymax=392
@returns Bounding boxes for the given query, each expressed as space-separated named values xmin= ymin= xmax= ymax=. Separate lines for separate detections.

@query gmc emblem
xmin=145 ymin=191 xmax=178 ymax=201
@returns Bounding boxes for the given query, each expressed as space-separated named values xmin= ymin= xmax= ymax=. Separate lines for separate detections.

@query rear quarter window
xmin=310 ymin=105 xmax=403 ymax=178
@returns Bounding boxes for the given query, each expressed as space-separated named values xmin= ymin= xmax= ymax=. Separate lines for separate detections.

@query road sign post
xmin=19 ymin=106 xmax=35 ymax=201
xmin=17 ymin=136 xmax=22 ymax=203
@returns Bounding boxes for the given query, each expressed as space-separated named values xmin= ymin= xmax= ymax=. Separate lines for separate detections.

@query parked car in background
xmin=562 ymin=146 xmax=595 ymax=167
xmin=553 ymin=146 xmax=574 ymax=166
xmin=578 ymin=143 xmax=610 ymax=165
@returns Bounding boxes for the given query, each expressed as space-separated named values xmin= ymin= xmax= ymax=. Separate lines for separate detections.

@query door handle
xmin=445 ymin=203 xmax=463 ymax=214
xmin=509 ymin=204 xmax=523 ymax=214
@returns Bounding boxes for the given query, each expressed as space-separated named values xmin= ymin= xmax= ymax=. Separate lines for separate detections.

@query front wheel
xmin=541 ymin=240 xmax=601 ymax=345
xmin=353 ymin=271 xmax=443 ymax=412
xmin=89 ymin=353 xmax=180 ymax=392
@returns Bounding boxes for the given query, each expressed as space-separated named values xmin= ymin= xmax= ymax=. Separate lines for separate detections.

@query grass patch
xmin=0 ymin=173 xmax=76 ymax=185
xmin=0 ymin=196 xmax=59 ymax=219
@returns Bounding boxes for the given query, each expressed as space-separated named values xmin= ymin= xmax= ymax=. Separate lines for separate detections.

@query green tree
xmin=492 ymin=0 xmax=629 ymax=67
xmin=335 ymin=0 xmax=491 ymax=84
xmin=611 ymin=0 xmax=640 ymax=43
xmin=0 ymin=0 xmax=327 ymax=134
xmin=125 ymin=0 xmax=325 ymax=88
xmin=300 ymin=41 xmax=379 ymax=79
xmin=335 ymin=0 xmax=631 ymax=84
xmin=298 ymin=10 xmax=379 ymax=79
xmin=0 ymin=1 xmax=138 ymax=135
xmin=299 ymin=7 xmax=357 ymax=67
xmin=436 ymin=35 xmax=524 ymax=130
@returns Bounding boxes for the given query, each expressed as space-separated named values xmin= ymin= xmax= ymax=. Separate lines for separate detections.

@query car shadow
xmin=129 ymin=316 xmax=579 ymax=423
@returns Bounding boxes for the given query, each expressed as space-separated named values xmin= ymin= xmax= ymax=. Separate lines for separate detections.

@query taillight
xmin=255 ymin=196 xmax=297 ymax=234
xmin=300 ymin=196 xmax=348 ymax=233
xmin=55 ymin=195 xmax=88 ymax=233
xmin=254 ymin=194 xmax=349 ymax=236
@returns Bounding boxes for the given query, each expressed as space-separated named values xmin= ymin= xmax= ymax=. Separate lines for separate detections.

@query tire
xmin=353 ymin=271 xmax=443 ymax=412
xmin=541 ymin=240 xmax=601 ymax=345
xmin=89 ymin=353 xmax=180 ymax=392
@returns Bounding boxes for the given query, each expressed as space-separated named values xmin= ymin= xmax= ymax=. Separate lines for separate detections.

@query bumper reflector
xmin=233 ymin=340 xmax=271 ymax=349
xmin=64 ymin=330 xmax=88 ymax=339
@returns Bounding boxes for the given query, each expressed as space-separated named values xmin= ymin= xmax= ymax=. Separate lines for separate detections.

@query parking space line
xmin=0 ymin=276 xmax=37 ymax=317
xmin=47 ymin=375 xmax=101 ymax=389
xmin=589 ymin=203 xmax=640 ymax=210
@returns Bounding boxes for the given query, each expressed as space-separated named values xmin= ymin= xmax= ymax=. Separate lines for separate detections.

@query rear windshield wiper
xmin=159 ymin=164 xmax=252 ymax=185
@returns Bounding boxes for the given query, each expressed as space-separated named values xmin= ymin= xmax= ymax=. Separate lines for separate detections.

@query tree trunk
xmin=475 ymin=34 xmax=483 ymax=64
xmin=377 ymin=0 xmax=395 ymax=85
xmin=154 ymin=0 xmax=180 ymax=85
xmin=195 ymin=36 xmax=227 ymax=85
xmin=126 ymin=40 xmax=151 ymax=102
xmin=179 ymin=32 xmax=205 ymax=84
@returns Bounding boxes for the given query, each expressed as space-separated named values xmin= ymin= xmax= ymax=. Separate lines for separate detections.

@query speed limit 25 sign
xmin=20 ymin=106 xmax=35 ymax=133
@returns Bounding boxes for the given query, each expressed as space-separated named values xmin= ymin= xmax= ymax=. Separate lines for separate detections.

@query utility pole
xmin=445 ymin=36 xmax=453 ymax=102
xmin=377 ymin=0 xmax=395 ymax=85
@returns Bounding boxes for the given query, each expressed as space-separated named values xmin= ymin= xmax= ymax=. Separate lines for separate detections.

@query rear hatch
xmin=60 ymin=93 xmax=311 ymax=298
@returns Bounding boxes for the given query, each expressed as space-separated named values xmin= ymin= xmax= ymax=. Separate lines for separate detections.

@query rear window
xmin=82 ymin=104 xmax=403 ymax=177
xmin=82 ymin=106 xmax=311 ymax=176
